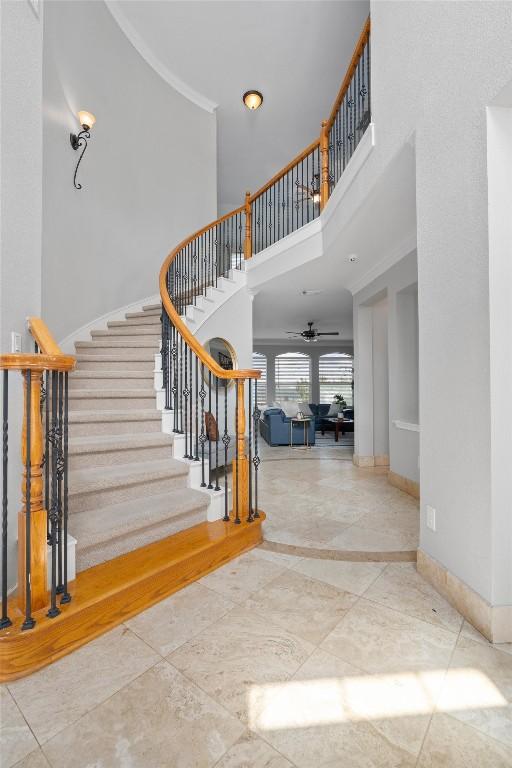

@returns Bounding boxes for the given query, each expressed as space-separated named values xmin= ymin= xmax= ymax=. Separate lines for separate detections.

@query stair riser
xmin=91 ymin=329 xmax=161 ymax=338
xmin=74 ymin=509 xmax=205 ymax=572
xmin=69 ymin=396 xmax=156 ymax=411
xmin=70 ymin=419 xmax=161 ymax=437
xmin=77 ymin=359 xmax=155 ymax=371
xmin=75 ymin=346 xmax=157 ymax=357
xmin=126 ymin=309 xmax=161 ymax=318
xmin=108 ymin=316 xmax=161 ymax=327
xmin=69 ymin=376 xmax=154 ymax=390
xmin=70 ymin=473 xmax=188 ymax=514
xmin=69 ymin=444 xmax=172 ymax=471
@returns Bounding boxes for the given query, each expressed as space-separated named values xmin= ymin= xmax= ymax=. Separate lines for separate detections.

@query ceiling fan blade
xmin=285 ymin=331 xmax=302 ymax=335
xmin=316 ymin=332 xmax=340 ymax=336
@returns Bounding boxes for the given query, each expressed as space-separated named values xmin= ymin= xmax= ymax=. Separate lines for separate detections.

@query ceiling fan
xmin=295 ymin=174 xmax=321 ymax=205
xmin=285 ymin=321 xmax=339 ymax=343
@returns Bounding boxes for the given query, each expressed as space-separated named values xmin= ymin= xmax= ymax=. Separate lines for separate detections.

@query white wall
xmin=0 ymin=0 xmax=44 ymax=588
xmin=42 ymin=0 xmax=217 ymax=342
xmin=347 ymin=1 xmax=512 ymax=607
xmin=487 ymin=104 xmax=512 ymax=607
xmin=354 ymin=251 xmax=418 ymax=476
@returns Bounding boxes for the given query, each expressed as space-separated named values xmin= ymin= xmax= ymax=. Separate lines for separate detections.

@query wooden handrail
xmin=0 ymin=354 xmax=76 ymax=372
xmin=27 ymin=318 xmax=63 ymax=356
xmin=159 ymin=211 xmax=260 ymax=381
xmin=326 ymin=15 xmax=371 ymax=131
xmin=248 ymin=138 xmax=321 ymax=203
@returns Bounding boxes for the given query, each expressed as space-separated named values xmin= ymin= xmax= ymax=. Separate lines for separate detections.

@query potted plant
xmin=333 ymin=394 xmax=347 ymax=418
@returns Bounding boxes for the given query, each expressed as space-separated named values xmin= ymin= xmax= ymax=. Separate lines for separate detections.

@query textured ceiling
xmin=109 ymin=0 xmax=370 ymax=213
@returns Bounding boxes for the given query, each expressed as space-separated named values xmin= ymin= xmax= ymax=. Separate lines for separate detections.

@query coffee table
xmin=322 ymin=417 xmax=354 ymax=442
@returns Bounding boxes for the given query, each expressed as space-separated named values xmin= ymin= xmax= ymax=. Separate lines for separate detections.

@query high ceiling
xmin=108 ymin=0 xmax=370 ymax=213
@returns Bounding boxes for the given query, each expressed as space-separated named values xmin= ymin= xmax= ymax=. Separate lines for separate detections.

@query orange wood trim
xmin=320 ymin=120 xmax=329 ymax=211
xmin=326 ymin=16 xmax=371 ymax=131
xmin=0 ymin=513 xmax=265 ymax=682
xmin=27 ymin=317 xmax=62 ymax=356
xmin=0 ymin=354 xmax=76 ymax=372
xmin=159 ymin=215 xmax=260 ymax=381
xmin=244 ymin=191 xmax=252 ymax=260
xmin=18 ymin=371 xmax=48 ymax=613
xmin=249 ymin=138 xmax=321 ymax=203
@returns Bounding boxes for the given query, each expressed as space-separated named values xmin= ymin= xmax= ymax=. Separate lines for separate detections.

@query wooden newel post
xmin=320 ymin=120 xmax=330 ymax=211
xmin=232 ymin=379 xmax=249 ymax=519
xmin=244 ymin=192 xmax=252 ymax=260
xmin=18 ymin=369 xmax=48 ymax=613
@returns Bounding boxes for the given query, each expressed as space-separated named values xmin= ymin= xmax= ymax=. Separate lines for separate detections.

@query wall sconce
xmin=70 ymin=110 xmax=96 ymax=189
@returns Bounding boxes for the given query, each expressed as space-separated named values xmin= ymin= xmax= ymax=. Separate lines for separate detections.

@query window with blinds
xmin=275 ymin=352 xmax=311 ymax=402
xmin=251 ymin=352 xmax=267 ymax=406
xmin=319 ymin=353 xmax=353 ymax=405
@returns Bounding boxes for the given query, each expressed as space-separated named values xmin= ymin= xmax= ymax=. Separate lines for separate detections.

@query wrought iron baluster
xmin=61 ymin=371 xmax=71 ymax=603
xmin=194 ymin=355 xmax=199 ymax=461
xmin=1 ymin=370 xmax=11 ymax=629
xmin=56 ymin=372 xmax=64 ymax=593
xmin=199 ymin=364 xmax=206 ymax=485
xmin=248 ymin=379 xmax=253 ymax=522
xmin=183 ymin=341 xmax=189 ymax=458
xmin=234 ymin=382 xmax=240 ymax=524
xmin=189 ymin=346 xmax=193 ymax=455
xmin=47 ymin=370 xmax=60 ymax=618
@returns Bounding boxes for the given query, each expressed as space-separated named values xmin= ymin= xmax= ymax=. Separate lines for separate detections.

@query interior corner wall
xmin=0 ymin=0 xmax=43 ymax=589
xmin=42 ymin=0 xmax=217 ymax=343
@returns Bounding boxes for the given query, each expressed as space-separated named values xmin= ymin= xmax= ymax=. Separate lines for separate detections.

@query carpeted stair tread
xmin=69 ymin=432 xmax=173 ymax=455
xmin=71 ymin=488 xmax=208 ymax=551
xmin=69 ymin=458 xmax=188 ymax=497
xmin=69 ymin=409 xmax=162 ymax=423
xmin=69 ymin=388 xmax=156 ymax=399
xmin=71 ymin=370 xmax=154 ymax=380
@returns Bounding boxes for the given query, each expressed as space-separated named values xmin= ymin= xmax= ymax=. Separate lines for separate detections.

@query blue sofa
xmin=308 ymin=403 xmax=330 ymax=430
xmin=259 ymin=408 xmax=316 ymax=446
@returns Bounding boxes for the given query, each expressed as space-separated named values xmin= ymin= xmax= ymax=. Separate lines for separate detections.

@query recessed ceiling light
xmin=348 ymin=254 xmax=358 ymax=263
xmin=301 ymin=289 xmax=322 ymax=295
xmin=243 ymin=90 xmax=263 ymax=110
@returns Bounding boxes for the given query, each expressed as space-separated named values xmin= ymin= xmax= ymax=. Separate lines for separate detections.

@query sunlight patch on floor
xmin=248 ymin=668 xmax=506 ymax=731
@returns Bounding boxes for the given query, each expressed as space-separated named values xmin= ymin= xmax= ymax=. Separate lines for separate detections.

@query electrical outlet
xmin=426 ymin=505 xmax=436 ymax=532
xmin=11 ymin=332 xmax=22 ymax=353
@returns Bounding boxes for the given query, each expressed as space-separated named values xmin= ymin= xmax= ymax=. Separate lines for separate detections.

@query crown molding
xmin=105 ymin=1 xmax=217 ymax=114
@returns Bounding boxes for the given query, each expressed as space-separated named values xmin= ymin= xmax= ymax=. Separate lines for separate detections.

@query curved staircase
xmin=68 ymin=302 xmax=208 ymax=573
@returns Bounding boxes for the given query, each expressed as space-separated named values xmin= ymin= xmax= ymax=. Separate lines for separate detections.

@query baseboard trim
xmin=353 ymin=454 xmax=390 ymax=468
xmin=417 ymin=549 xmax=512 ymax=643
xmin=0 ymin=514 xmax=264 ymax=682
xmin=388 ymin=469 xmax=420 ymax=499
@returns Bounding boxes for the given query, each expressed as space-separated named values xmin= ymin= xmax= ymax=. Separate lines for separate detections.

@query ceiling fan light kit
xmin=285 ymin=321 xmax=340 ymax=343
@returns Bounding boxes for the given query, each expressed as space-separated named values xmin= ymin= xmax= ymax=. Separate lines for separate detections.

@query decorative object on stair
xmin=70 ymin=110 xmax=96 ymax=190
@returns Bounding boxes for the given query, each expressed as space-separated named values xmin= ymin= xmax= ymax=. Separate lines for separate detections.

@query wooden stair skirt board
xmin=0 ymin=513 xmax=264 ymax=682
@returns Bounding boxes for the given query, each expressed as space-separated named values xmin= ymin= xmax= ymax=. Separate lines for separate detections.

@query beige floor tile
xmin=357 ymin=508 xmax=420 ymax=535
xmin=328 ymin=524 xmax=418 ymax=552
xmin=417 ymin=713 xmax=512 ymax=767
xmin=292 ymin=557 xmax=386 ymax=596
xmin=243 ymin=569 xmax=357 ymax=645
xmin=252 ymin=546 xmax=303 ymax=568
xmin=437 ymin=635 xmax=512 ymax=747
xmin=461 ymin=620 xmax=512 ymax=656
xmin=7 ymin=625 xmax=160 ymax=744
xmin=12 ymin=750 xmax=51 ymax=768
xmin=125 ymin=581 xmax=235 ymax=656
xmin=42 ymin=660 xmax=244 ymax=768
xmin=169 ymin=606 xmax=314 ymax=723
xmin=214 ymin=732 xmax=294 ymax=767
xmin=364 ymin=563 xmax=464 ymax=634
xmin=285 ymin=647 xmax=433 ymax=759
xmin=199 ymin=551 xmax=289 ymax=603
xmin=0 ymin=686 xmax=38 ymax=768
xmin=320 ymin=598 xmax=457 ymax=677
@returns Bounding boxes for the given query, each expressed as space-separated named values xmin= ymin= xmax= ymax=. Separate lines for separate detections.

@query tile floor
xmin=2 ymin=455 xmax=511 ymax=767
xmin=259 ymin=445 xmax=419 ymax=553
xmin=2 ymin=547 xmax=512 ymax=767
